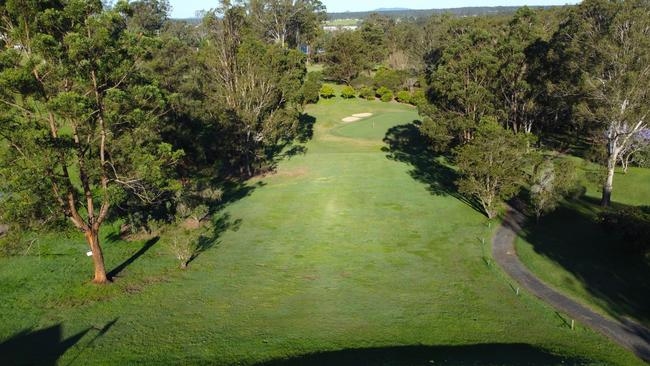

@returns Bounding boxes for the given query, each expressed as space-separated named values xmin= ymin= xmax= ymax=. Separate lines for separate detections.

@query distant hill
xmin=327 ymin=6 xmax=559 ymax=20
xmin=374 ymin=8 xmax=411 ymax=11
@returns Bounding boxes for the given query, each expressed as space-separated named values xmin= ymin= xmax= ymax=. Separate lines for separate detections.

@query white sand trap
xmin=352 ymin=113 xmax=373 ymax=118
xmin=342 ymin=117 xmax=361 ymax=123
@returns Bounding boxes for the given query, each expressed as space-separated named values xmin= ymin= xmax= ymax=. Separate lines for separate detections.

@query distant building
xmin=322 ymin=25 xmax=359 ymax=32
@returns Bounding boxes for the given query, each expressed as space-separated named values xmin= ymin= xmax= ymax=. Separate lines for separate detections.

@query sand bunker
xmin=341 ymin=113 xmax=373 ymax=123
xmin=342 ymin=117 xmax=361 ymax=123
xmin=352 ymin=113 xmax=373 ymax=118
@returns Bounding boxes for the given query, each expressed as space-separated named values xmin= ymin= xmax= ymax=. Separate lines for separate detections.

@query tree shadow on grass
xmin=382 ymin=122 xmax=484 ymax=214
xmin=108 ymin=237 xmax=160 ymax=280
xmin=0 ymin=319 xmax=118 ymax=366
xmin=518 ymin=196 xmax=650 ymax=326
xmin=187 ymin=212 xmax=242 ymax=266
xmin=255 ymin=343 xmax=588 ymax=366
xmin=211 ymin=180 xmax=264 ymax=214
xmin=297 ymin=113 xmax=317 ymax=143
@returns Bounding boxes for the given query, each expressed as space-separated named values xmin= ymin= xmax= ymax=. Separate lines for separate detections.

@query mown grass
xmin=0 ymin=96 xmax=645 ymax=365
xmin=516 ymin=166 xmax=650 ymax=328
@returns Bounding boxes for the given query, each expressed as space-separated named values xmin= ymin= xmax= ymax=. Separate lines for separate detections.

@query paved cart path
xmin=492 ymin=205 xmax=650 ymax=363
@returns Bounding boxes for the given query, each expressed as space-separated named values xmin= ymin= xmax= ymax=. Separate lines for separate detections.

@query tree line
xmin=318 ymin=0 xmax=649 ymax=217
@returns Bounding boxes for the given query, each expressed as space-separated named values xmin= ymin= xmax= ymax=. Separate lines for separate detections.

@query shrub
xmin=373 ymin=67 xmax=406 ymax=91
xmin=302 ymin=72 xmax=323 ymax=104
xmin=637 ymin=147 xmax=650 ymax=168
xmin=529 ymin=158 xmax=580 ymax=221
xmin=359 ymin=87 xmax=375 ymax=100
xmin=350 ymin=75 xmax=374 ymax=89
xmin=600 ymin=206 xmax=650 ymax=256
xmin=376 ymin=86 xmax=390 ymax=97
xmin=319 ymin=84 xmax=336 ymax=99
xmin=341 ymin=86 xmax=356 ymax=99
xmin=376 ymin=87 xmax=393 ymax=102
xmin=396 ymin=90 xmax=411 ymax=104
xmin=380 ymin=91 xmax=394 ymax=102
xmin=410 ymin=89 xmax=426 ymax=106
xmin=0 ymin=227 xmax=26 ymax=257
xmin=168 ymin=229 xmax=197 ymax=269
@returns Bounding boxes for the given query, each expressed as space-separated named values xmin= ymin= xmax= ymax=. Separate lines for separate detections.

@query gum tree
xmin=0 ymin=0 xmax=182 ymax=283
xmin=553 ymin=0 xmax=650 ymax=206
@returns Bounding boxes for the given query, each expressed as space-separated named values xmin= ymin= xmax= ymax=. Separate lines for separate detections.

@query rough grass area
xmin=516 ymin=166 xmax=650 ymax=328
xmin=0 ymin=97 xmax=644 ymax=365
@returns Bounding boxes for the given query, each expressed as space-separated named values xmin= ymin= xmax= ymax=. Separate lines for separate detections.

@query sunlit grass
xmin=0 ymin=97 xmax=643 ymax=365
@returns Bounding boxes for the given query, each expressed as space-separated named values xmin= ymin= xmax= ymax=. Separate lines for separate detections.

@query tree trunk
xmin=601 ymin=156 xmax=616 ymax=207
xmin=85 ymin=229 xmax=109 ymax=284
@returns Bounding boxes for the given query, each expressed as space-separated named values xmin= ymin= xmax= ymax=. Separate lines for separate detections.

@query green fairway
xmin=516 ymin=166 xmax=650 ymax=328
xmin=0 ymin=97 xmax=644 ymax=365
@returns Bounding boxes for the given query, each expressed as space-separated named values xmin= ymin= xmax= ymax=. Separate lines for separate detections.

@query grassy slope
xmin=0 ymin=97 xmax=643 ymax=365
xmin=516 ymin=165 xmax=650 ymax=328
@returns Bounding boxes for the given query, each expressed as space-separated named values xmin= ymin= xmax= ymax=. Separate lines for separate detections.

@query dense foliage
xmin=454 ymin=120 xmax=531 ymax=218
xmin=0 ymin=0 xmax=314 ymax=282
xmin=600 ymin=206 xmax=650 ymax=256
xmin=302 ymin=71 xmax=323 ymax=104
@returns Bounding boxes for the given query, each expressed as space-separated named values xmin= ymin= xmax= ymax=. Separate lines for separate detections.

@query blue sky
xmin=168 ymin=0 xmax=580 ymax=19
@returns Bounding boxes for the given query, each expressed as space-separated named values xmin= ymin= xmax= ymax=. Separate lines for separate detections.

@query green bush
xmin=376 ymin=86 xmax=393 ymax=102
xmin=341 ymin=86 xmax=356 ymax=99
xmin=600 ymin=206 xmax=650 ymax=256
xmin=396 ymin=90 xmax=411 ymax=104
xmin=373 ymin=67 xmax=406 ymax=91
xmin=351 ymin=75 xmax=374 ymax=89
xmin=410 ymin=89 xmax=426 ymax=106
xmin=0 ymin=227 xmax=24 ymax=257
xmin=376 ymin=86 xmax=390 ymax=97
xmin=302 ymin=72 xmax=323 ymax=104
xmin=359 ymin=87 xmax=375 ymax=100
xmin=319 ymin=84 xmax=336 ymax=99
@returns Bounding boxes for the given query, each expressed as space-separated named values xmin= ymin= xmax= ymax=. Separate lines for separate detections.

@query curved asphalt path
xmin=492 ymin=205 xmax=650 ymax=363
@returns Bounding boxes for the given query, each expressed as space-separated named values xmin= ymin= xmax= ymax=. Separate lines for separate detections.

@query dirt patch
xmin=352 ymin=113 xmax=373 ymax=118
xmin=257 ymin=166 xmax=309 ymax=179
xmin=342 ymin=116 xmax=360 ymax=123
xmin=180 ymin=217 xmax=207 ymax=230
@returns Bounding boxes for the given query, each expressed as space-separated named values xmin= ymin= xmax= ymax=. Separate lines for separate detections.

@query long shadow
xmin=108 ymin=237 xmax=159 ymax=280
xmin=264 ymin=113 xmax=315 ymax=172
xmin=0 ymin=318 xmax=118 ymax=366
xmin=255 ymin=343 xmax=587 ymax=366
xmin=210 ymin=180 xmax=263 ymax=214
xmin=382 ymin=122 xmax=484 ymax=214
xmin=187 ymin=212 xmax=242 ymax=265
xmin=297 ymin=113 xmax=316 ymax=143
xmin=518 ymin=197 xmax=650 ymax=326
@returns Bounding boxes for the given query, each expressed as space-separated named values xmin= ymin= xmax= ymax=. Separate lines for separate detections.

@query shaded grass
xmin=516 ymin=165 xmax=650 ymax=328
xmin=256 ymin=343 xmax=590 ymax=366
xmin=0 ymin=97 xmax=644 ymax=365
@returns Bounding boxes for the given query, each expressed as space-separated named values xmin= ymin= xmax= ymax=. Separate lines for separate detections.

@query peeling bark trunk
xmin=85 ymin=229 xmax=109 ymax=284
